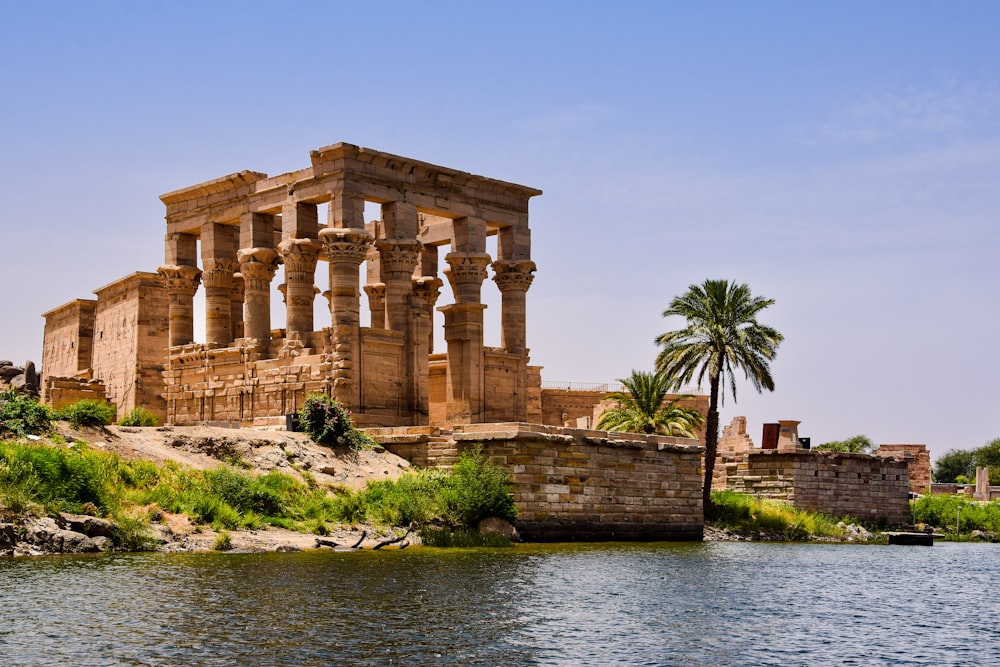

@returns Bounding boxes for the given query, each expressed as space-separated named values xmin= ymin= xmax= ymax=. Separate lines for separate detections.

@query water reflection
xmin=1 ymin=542 xmax=998 ymax=665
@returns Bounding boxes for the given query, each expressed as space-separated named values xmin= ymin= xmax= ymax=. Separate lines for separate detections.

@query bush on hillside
xmin=0 ymin=390 xmax=53 ymax=438
xmin=59 ymin=399 xmax=117 ymax=428
xmin=297 ymin=393 xmax=379 ymax=450
xmin=118 ymin=407 xmax=159 ymax=427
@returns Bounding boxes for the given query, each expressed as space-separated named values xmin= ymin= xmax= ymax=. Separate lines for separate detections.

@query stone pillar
xmin=441 ymin=252 xmax=491 ymax=424
xmin=491 ymin=259 xmax=536 ymax=355
xmin=229 ymin=274 xmax=245 ymax=340
xmin=411 ymin=276 xmax=443 ymax=422
xmin=777 ymin=420 xmax=802 ymax=451
xmin=375 ymin=239 xmax=421 ymax=332
xmin=278 ymin=238 xmax=322 ymax=336
xmin=157 ymin=265 xmax=202 ymax=347
xmin=319 ymin=227 xmax=373 ymax=408
xmin=202 ymin=258 xmax=239 ymax=346
xmin=237 ymin=248 xmax=279 ymax=343
xmin=363 ymin=283 xmax=386 ymax=329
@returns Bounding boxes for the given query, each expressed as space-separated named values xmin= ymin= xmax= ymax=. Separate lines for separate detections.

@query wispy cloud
xmin=812 ymin=76 xmax=1000 ymax=144
xmin=514 ymin=103 xmax=611 ymax=131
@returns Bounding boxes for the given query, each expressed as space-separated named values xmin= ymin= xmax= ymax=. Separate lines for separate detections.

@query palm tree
xmin=655 ymin=279 xmax=783 ymax=508
xmin=596 ymin=370 xmax=704 ymax=438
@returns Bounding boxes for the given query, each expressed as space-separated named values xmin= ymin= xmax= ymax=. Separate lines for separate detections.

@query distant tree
xmin=932 ymin=448 xmax=975 ymax=484
xmin=596 ymin=370 xmax=704 ymax=437
xmin=814 ymin=435 xmax=875 ymax=454
xmin=973 ymin=438 xmax=1000 ymax=485
xmin=655 ymin=279 xmax=783 ymax=509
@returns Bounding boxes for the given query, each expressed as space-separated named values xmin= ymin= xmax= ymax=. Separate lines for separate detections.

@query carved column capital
xmin=201 ymin=258 xmax=239 ymax=289
xmin=444 ymin=252 xmax=491 ymax=287
xmin=277 ymin=238 xmax=322 ymax=273
xmin=492 ymin=259 xmax=536 ymax=293
xmin=363 ymin=282 xmax=386 ymax=303
xmin=319 ymin=227 xmax=373 ymax=265
xmin=157 ymin=264 xmax=202 ymax=296
xmin=412 ymin=276 xmax=444 ymax=310
xmin=375 ymin=239 xmax=421 ymax=281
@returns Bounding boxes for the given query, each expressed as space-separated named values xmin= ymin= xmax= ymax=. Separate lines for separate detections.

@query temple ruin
xmin=43 ymin=143 xmax=544 ymax=428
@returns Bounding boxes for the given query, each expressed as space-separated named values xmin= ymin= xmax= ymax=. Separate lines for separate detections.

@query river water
xmin=1 ymin=541 xmax=997 ymax=666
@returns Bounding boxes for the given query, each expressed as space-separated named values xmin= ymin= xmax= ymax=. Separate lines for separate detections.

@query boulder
xmin=0 ymin=365 xmax=22 ymax=380
xmin=57 ymin=512 xmax=116 ymax=539
xmin=22 ymin=361 xmax=39 ymax=395
xmin=477 ymin=517 xmax=520 ymax=542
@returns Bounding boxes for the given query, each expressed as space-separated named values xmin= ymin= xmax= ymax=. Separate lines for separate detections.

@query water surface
xmin=1 ymin=542 xmax=997 ymax=665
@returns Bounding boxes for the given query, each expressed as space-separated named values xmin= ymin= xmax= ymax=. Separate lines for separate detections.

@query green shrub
xmin=59 ymin=399 xmax=117 ymax=428
xmin=708 ymin=490 xmax=846 ymax=539
xmin=214 ymin=531 xmax=233 ymax=551
xmin=297 ymin=393 xmax=380 ymax=450
xmin=912 ymin=494 xmax=1000 ymax=535
xmin=118 ymin=407 xmax=159 ymax=427
xmin=443 ymin=446 xmax=517 ymax=525
xmin=0 ymin=390 xmax=53 ymax=438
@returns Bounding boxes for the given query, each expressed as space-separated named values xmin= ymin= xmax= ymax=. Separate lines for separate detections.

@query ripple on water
xmin=1 ymin=542 xmax=998 ymax=666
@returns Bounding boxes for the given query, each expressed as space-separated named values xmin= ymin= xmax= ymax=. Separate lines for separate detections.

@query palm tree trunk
xmin=702 ymin=372 xmax=721 ymax=510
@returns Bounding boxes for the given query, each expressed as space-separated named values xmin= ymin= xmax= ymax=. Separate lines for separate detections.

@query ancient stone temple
xmin=44 ymin=143 xmax=542 ymax=428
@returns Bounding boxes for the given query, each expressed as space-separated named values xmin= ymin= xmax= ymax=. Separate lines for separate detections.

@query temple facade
xmin=43 ymin=143 xmax=543 ymax=428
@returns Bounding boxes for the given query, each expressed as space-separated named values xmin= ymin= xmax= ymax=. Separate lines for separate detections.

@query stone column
xmin=491 ymin=259 xmax=536 ymax=355
xmin=363 ymin=283 xmax=386 ymax=329
xmin=441 ymin=252 xmax=491 ymax=424
xmin=319 ymin=227 xmax=373 ymax=409
xmin=202 ymin=258 xmax=239 ymax=346
xmin=157 ymin=265 xmax=202 ymax=347
xmin=277 ymin=238 xmax=322 ymax=336
xmin=237 ymin=247 xmax=279 ymax=343
xmin=375 ymin=239 xmax=421 ymax=332
xmin=230 ymin=274 xmax=245 ymax=340
xmin=411 ymin=276 xmax=443 ymax=422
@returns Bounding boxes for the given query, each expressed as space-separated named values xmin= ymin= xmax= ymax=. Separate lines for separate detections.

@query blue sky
xmin=2 ymin=2 xmax=998 ymax=460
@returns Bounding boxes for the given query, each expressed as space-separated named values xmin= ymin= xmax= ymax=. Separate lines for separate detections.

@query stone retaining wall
xmin=372 ymin=423 xmax=704 ymax=542
xmin=726 ymin=450 xmax=911 ymax=525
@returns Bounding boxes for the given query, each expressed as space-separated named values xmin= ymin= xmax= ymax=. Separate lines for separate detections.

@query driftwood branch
xmin=373 ymin=526 xmax=412 ymax=550
xmin=314 ymin=537 xmax=339 ymax=548
xmin=349 ymin=530 xmax=366 ymax=549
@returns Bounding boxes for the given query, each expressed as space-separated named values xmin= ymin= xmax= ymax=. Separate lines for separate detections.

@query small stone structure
xmin=372 ymin=423 xmax=705 ymax=541
xmin=716 ymin=417 xmax=912 ymax=525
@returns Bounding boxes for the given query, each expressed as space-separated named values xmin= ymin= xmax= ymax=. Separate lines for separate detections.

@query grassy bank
xmin=707 ymin=491 xmax=857 ymax=541
xmin=912 ymin=494 xmax=1000 ymax=539
xmin=0 ymin=438 xmax=516 ymax=549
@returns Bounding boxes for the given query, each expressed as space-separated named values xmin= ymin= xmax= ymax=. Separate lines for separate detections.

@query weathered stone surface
xmin=477 ymin=517 xmax=520 ymax=541
xmin=57 ymin=512 xmax=116 ymax=538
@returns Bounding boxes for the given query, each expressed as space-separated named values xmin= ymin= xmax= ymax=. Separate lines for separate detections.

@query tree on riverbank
xmin=655 ymin=279 xmax=783 ymax=509
xmin=596 ymin=370 xmax=704 ymax=437
xmin=932 ymin=438 xmax=1000 ymax=484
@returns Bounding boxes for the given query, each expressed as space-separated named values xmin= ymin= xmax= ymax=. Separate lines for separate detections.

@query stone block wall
xmin=877 ymin=444 xmax=931 ymax=493
xmin=727 ymin=450 xmax=911 ymax=526
xmin=43 ymin=377 xmax=109 ymax=411
xmin=374 ymin=423 xmax=705 ymax=541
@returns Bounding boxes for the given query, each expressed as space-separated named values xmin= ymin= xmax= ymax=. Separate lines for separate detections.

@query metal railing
xmin=540 ymin=380 xmax=703 ymax=395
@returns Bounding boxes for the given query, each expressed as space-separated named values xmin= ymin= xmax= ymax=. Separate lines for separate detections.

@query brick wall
xmin=727 ymin=450 xmax=911 ymax=525
xmin=375 ymin=423 xmax=705 ymax=541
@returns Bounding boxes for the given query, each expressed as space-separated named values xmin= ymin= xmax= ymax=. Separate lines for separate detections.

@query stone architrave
xmin=237 ymin=247 xmax=279 ymax=343
xmin=277 ymin=238 xmax=322 ymax=335
xmin=201 ymin=258 xmax=240 ymax=346
xmin=492 ymin=259 xmax=536 ymax=355
xmin=157 ymin=264 xmax=202 ymax=347
xmin=319 ymin=227 xmax=373 ymax=408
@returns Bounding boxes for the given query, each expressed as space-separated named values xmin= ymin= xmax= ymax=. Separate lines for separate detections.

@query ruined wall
xmin=43 ymin=377 xmax=108 ymax=411
xmin=374 ymin=423 xmax=705 ymax=541
xmin=41 ymin=299 xmax=97 ymax=382
xmin=727 ymin=450 xmax=911 ymax=525
xmin=713 ymin=416 xmax=756 ymax=490
xmin=540 ymin=389 xmax=605 ymax=427
xmin=877 ymin=444 xmax=931 ymax=493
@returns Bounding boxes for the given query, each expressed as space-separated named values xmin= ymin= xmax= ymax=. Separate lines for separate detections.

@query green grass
xmin=708 ymin=491 xmax=849 ymax=540
xmin=0 ymin=439 xmax=517 ymax=551
xmin=911 ymin=494 xmax=1000 ymax=537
